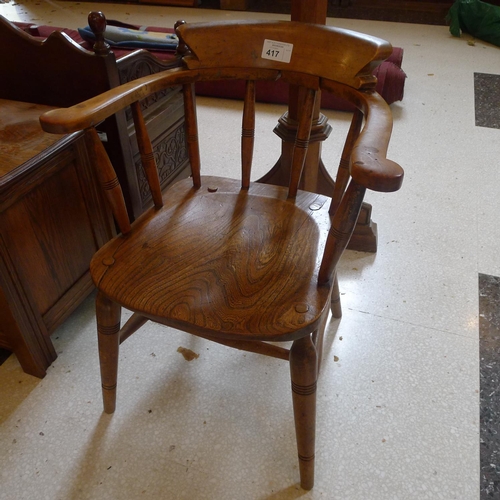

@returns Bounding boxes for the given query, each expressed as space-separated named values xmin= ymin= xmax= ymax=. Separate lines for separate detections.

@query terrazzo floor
xmin=1 ymin=2 xmax=499 ymax=499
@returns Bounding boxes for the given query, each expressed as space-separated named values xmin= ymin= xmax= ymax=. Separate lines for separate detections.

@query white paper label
xmin=261 ymin=39 xmax=293 ymax=63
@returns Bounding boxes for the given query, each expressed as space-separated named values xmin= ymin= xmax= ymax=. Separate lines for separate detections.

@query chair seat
xmin=91 ymin=176 xmax=332 ymax=341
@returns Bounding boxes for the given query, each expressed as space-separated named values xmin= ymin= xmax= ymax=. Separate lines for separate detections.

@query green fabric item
xmin=447 ymin=0 xmax=500 ymax=46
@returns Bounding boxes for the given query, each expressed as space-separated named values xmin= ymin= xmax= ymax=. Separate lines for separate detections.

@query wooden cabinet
xmin=0 ymin=16 xmax=190 ymax=223
xmin=0 ymin=16 xmax=191 ymax=376
xmin=0 ymin=100 xmax=114 ymax=377
xmin=220 ymin=0 xmax=250 ymax=9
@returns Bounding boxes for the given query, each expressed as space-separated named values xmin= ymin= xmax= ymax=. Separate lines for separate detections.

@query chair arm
xmin=321 ymin=79 xmax=404 ymax=193
xmin=39 ymin=65 xmax=280 ymax=134
xmin=351 ymin=91 xmax=403 ymax=193
xmin=39 ymin=67 xmax=195 ymax=134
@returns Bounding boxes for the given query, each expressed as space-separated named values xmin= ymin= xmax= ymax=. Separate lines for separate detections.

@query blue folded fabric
xmin=78 ymin=25 xmax=178 ymax=51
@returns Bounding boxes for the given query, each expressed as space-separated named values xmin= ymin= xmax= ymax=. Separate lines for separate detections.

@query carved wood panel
xmin=135 ymin=119 xmax=189 ymax=209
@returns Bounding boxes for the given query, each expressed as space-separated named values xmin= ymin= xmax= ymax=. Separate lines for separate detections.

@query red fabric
xmin=387 ymin=47 xmax=403 ymax=68
xmin=13 ymin=21 xmax=406 ymax=109
xmin=373 ymin=61 xmax=406 ymax=104
xmin=195 ymin=56 xmax=406 ymax=110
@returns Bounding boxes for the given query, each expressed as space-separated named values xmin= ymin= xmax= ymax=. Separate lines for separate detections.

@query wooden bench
xmin=0 ymin=100 xmax=113 ymax=377
xmin=0 ymin=13 xmax=190 ymax=376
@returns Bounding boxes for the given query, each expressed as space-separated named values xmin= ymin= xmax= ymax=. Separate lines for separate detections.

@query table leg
xmin=257 ymin=0 xmax=378 ymax=252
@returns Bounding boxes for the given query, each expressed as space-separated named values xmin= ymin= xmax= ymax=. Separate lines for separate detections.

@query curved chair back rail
xmin=177 ymin=20 xmax=393 ymax=89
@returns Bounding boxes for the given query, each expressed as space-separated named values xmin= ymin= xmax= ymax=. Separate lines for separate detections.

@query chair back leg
xmin=290 ymin=334 xmax=318 ymax=490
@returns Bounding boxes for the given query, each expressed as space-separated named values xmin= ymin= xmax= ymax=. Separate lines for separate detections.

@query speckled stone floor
xmin=1 ymin=2 xmax=499 ymax=499
xmin=479 ymin=274 xmax=500 ymax=497
xmin=475 ymin=73 xmax=500 ymax=130
xmin=475 ymin=69 xmax=500 ymax=499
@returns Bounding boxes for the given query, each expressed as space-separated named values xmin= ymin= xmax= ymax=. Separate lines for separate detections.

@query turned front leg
xmin=96 ymin=292 xmax=121 ymax=414
xmin=290 ymin=334 xmax=318 ymax=490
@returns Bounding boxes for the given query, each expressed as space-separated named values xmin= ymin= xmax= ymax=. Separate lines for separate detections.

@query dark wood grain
xmin=0 ymin=100 xmax=63 ymax=176
xmin=0 ymin=124 xmax=113 ymax=377
xmin=91 ymin=176 xmax=332 ymax=341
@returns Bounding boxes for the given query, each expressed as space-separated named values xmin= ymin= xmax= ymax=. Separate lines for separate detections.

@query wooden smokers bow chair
xmin=40 ymin=20 xmax=403 ymax=490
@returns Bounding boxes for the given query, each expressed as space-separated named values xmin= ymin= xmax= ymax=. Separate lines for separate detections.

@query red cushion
xmin=195 ymin=56 xmax=406 ymax=111
xmin=13 ymin=21 xmax=406 ymax=109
